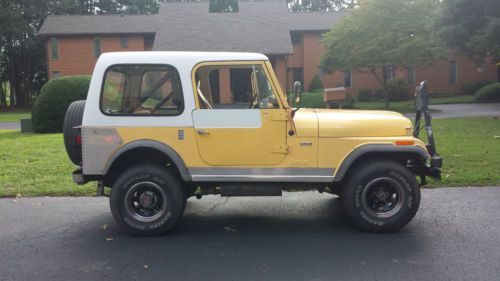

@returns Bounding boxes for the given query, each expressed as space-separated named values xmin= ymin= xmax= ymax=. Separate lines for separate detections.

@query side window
xmin=194 ymin=64 xmax=280 ymax=109
xmin=100 ymin=64 xmax=184 ymax=116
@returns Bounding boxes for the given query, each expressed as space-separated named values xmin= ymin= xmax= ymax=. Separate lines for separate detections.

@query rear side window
xmin=100 ymin=65 xmax=184 ymax=116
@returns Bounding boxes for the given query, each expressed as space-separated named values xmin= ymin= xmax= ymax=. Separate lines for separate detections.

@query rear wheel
xmin=341 ymin=160 xmax=420 ymax=232
xmin=110 ymin=163 xmax=185 ymax=236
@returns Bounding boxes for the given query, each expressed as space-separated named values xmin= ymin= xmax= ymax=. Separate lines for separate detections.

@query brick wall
xmin=299 ymin=31 xmax=498 ymax=96
xmin=219 ymin=68 xmax=232 ymax=104
xmin=272 ymin=56 xmax=287 ymax=92
xmin=47 ymin=35 xmax=146 ymax=79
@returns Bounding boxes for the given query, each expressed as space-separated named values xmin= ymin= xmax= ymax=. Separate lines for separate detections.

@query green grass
xmin=0 ymin=117 xmax=498 ymax=197
xmin=0 ymin=110 xmax=31 ymax=122
xmin=298 ymin=91 xmax=476 ymax=113
xmin=0 ymin=131 xmax=93 ymax=197
xmin=356 ymin=95 xmax=475 ymax=113
xmin=424 ymin=117 xmax=500 ymax=187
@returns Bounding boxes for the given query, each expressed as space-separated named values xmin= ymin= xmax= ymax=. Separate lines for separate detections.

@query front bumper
xmin=408 ymin=154 xmax=442 ymax=181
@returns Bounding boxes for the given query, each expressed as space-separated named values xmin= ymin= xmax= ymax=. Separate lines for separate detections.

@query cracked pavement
xmin=1 ymin=187 xmax=500 ymax=281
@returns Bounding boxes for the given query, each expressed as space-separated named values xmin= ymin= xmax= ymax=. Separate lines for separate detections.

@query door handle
xmin=197 ymin=129 xmax=210 ymax=136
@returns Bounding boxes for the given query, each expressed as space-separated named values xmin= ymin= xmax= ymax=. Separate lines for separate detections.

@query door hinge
xmin=271 ymin=145 xmax=290 ymax=154
xmin=271 ymin=113 xmax=289 ymax=121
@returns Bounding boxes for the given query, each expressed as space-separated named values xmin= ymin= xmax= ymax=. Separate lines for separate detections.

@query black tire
xmin=341 ymin=160 xmax=420 ymax=232
xmin=63 ymin=100 xmax=86 ymax=165
xmin=110 ymin=163 xmax=186 ymax=236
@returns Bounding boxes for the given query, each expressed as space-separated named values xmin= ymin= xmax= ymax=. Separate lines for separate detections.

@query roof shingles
xmin=38 ymin=1 xmax=345 ymax=55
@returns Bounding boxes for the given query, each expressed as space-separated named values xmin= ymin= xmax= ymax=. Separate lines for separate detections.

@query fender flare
xmin=103 ymin=140 xmax=191 ymax=181
xmin=333 ymin=144 xmax=429 ymax=182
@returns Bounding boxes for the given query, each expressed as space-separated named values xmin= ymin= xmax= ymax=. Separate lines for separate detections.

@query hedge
xmin=385 ymin=78 xmax=410 ymax=101
xmin=474 ymin=82 xmax=500 ymax=101
xmin=32 ymin=75 xmax=91 ymax=133
xmin=461 ymin=80 xmax=493 ymax=96
xmin=357 ymin=88 xmax=373 ymax=102
xmin=308 ymin=74 xmax=324 ymax=92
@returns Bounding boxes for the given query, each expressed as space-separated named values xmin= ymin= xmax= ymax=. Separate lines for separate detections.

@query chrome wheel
xmin=125 ymin=181 xmax=167 ymax=223
xmin=361 ymin=177 xmax=405 ymax=218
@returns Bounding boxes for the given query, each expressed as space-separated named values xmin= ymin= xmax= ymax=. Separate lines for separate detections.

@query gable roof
xmin=153 ymin=1 xmax=292 ymax=54
xmin=38 ymin=14 xmax=157 ymax=36
xmin=38 ymin=1 xmax=345 ymax=55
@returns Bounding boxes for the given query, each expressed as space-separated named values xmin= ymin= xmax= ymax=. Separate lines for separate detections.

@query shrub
xmin=385 ymin=78 xmax=410 ymax=101
xmin=327 ymin=93 xmax=356 ymax=109
xmin=32 ymin=75 xmax=91 ymax=133
xmin=357 ymin=88 xmax=373 ymax=102
xmin=460 ymin=80 xmax=494 ymax=96
xmin=373 ymin=88 xmax=385 ymax=101
xmin=308 ymin=74 xmax=324 ymax=92
xmin=300 ymin=92 xmax=326 ymax=108
xmin=474 ymin=82 xmax=500 ymax=101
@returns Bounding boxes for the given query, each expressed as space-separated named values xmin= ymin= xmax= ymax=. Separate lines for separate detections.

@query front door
xmin=192 ymin=62 xmax=288 ymax=166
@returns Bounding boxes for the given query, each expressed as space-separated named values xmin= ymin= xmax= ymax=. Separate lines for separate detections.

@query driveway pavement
xmin=429 ymin=102 xmax=500 ymax=119
xmin=0 ymin=121 xmax=20 ymax=130
xmin=1 ymin=187 xmax=499 ymax=281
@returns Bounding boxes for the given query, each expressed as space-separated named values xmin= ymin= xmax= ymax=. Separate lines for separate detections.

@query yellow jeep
xmin=63 ymin=52 xmax=441 ymax=235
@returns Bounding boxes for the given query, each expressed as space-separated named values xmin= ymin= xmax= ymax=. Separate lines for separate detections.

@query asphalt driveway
xmin=1 ymin=186 xmax=499 ymax=281
xmin=429 ymin=102 xmax=500 ymax=119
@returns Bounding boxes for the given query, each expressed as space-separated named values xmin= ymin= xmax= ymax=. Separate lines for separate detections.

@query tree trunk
xmin=368 ymin=67 xmax=389 ymax=108
xmin=0 ymin=83 xmax=5 ymax=107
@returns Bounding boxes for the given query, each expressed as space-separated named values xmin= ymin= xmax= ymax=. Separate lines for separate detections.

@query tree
xmin=319 ymin=0 xmax=444 ymax=107
xmin=0 ymin=0 xmax=160 ymax=108
xmin=439 ymin=0 xmax=500 ymax=62
xmin=209 ymin=0 xmax=238 ymax=12
xmin=288 ymin=0 xmax=356 ymax=12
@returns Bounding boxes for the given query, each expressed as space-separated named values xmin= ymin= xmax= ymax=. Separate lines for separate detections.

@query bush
xmin=460 ymin=80 xmax=494 ymax=96
xmin=327 ymin=93 xmax=356 ymax=109
xmin=385 ymin=78 xmax=409 ymax=101
xmin=32 ymin=76 xmax=91 ymax=133
xmin=373 ymin=88 xmax=385 ymax=101
xmin=357 ymin=88 xmax=373 ymax=102
xmin=300 ymin=92 xmax=326 ymax=108
xmin=308 ymin=74 xmax=324 ymax=92
xmin=474 ymin=82 xmax=500 ymax=101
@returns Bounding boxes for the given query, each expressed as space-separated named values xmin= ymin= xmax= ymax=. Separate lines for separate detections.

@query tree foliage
xmin=209 ymin=0 xmax=238 ymax=12
xmin=288 ymin=0 xmax=356 ymax=12
xmin=439 ymin=0 xmax=500 ymax=62
xmin=0 ymin=0 xmax=159 ymax=108
xmin=319 ymin=0 xmax=445 ymax=107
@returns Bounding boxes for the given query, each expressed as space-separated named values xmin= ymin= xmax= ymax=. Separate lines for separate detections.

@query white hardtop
xmin=83 ymin=51 xmax=269 ymax=127
xmin=97 ymin=51 xmax=269 ymax=66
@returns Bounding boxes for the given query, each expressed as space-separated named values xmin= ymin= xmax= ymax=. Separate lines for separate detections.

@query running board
xmin=220 ymin=184 xmax=282 ymax=197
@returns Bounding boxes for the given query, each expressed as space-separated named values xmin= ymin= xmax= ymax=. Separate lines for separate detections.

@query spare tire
xmin=63 ymin=100 xmax=86 ymax=165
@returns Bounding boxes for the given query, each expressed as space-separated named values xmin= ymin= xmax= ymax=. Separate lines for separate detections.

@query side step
xmin=220 ymin=184 xmax=282 ymax=197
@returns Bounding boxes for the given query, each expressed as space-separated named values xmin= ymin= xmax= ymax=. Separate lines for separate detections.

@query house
xmin=38 ymin=1 xmax=499 ymax=101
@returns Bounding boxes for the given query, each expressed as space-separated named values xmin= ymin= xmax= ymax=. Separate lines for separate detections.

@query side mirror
xmin=291 ymin=81 xmax=302 ymax=117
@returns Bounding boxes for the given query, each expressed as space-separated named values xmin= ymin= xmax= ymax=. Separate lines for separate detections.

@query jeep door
xmin=192 ymin=61 xmax=288 ymax=166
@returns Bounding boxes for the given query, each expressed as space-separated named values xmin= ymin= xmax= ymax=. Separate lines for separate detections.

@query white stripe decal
xmin=192 ymin=109 xmax=262 ymax=128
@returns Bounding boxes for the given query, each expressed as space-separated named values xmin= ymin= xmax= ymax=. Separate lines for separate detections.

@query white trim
xmin=192 ymin=109 xmax=262 ymax=128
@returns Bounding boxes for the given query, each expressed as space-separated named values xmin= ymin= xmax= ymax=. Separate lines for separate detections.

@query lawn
xmin=0 ymin=117 xmax=499 ymax=197
xmin=299 ymin=91 xmax=475 ymax=113
xmin=0 ymin=131 xmax=94 ymax=197
xmin=0 ymin=110 xmax=31 ymax=122
xmin=355 ymin=95 xmax=475 ymax=113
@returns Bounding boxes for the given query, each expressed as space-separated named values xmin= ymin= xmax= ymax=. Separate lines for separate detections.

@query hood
xmin=293 ymin=109 xmax=413 ymax=138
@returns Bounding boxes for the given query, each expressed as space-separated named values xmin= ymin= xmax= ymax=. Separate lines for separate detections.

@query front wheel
xmin=110 ymin=163 xmax=185 ymax=236
xmin=341 ymin=160 xmax=420 ymax=232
